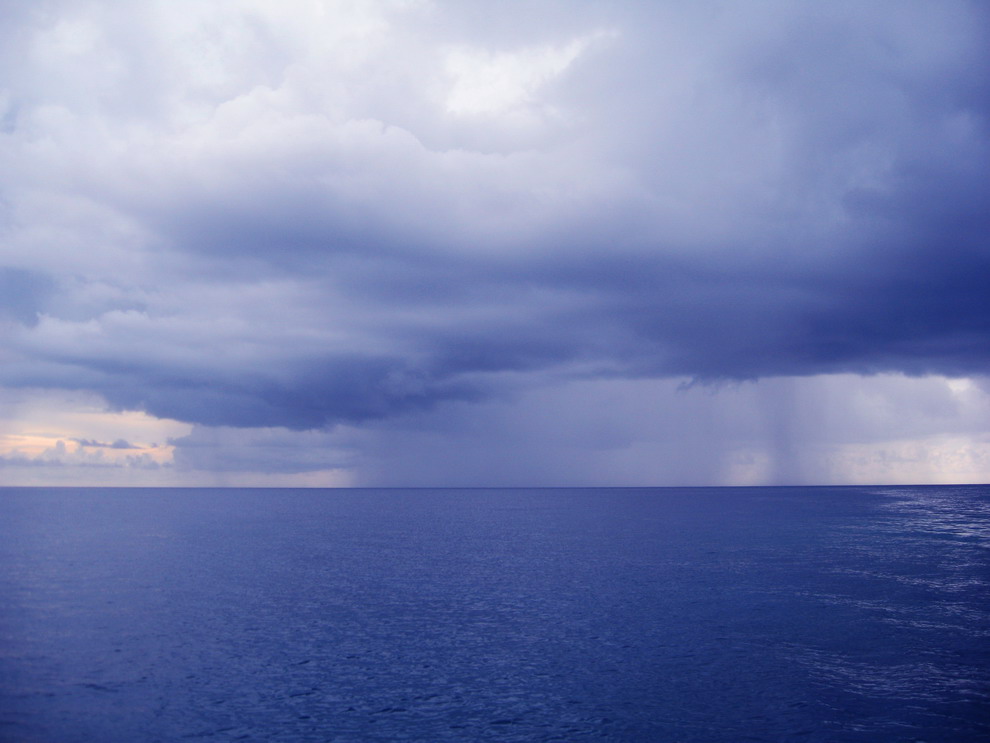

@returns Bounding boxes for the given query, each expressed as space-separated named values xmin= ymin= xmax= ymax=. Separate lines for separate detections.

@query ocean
xmin=0 ymin=485 xmax=987 ymax=742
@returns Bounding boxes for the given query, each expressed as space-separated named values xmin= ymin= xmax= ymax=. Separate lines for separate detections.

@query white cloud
xmin=443 ymin=32 xmax=610 ymax=116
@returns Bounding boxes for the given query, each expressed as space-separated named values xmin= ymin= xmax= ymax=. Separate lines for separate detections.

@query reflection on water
xmin=877 ymin=485 xmax=990 ymax=545
xmin=0 ymin=485 xmax=987 ymax=742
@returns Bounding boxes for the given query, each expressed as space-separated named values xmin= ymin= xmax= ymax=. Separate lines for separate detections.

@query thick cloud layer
xmin=1 ymin=1 xmax=988 ymax=435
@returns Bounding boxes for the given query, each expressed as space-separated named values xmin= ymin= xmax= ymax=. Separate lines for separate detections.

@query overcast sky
xmin=1 ymin=0 xmax=988 ymax=487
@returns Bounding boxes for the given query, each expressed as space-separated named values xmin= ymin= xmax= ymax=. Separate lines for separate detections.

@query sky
xmin=1 ymin=0 xmax=989 ymax=487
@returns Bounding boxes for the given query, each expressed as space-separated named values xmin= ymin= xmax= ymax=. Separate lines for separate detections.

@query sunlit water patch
xmin=0 ymin=486 xmax=987 ymax=741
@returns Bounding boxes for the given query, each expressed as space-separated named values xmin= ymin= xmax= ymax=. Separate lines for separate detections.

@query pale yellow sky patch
xmin=827 ymin=435 xmax=990 ymax=486
xmin=1 ymin=389 xmax=191 ymax=444
xmin=181 ymin=469 xmax=356 ymax=488
xmin=0 ymin=389 xmax=191 ymax=479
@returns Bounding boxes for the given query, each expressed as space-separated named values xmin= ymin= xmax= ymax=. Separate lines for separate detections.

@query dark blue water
xmin=0 ymin=486 xmax=987 ymax=742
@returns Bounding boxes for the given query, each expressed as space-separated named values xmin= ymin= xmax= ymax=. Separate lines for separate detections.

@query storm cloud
xmin=1 ymin=1 xmax=988 ymax=483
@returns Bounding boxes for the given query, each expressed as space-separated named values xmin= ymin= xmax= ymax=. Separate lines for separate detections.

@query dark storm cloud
xmin=1 ymin=0 xmax=988 ymax=432
xmin=0 ymin=268 xmax=53 ymax=326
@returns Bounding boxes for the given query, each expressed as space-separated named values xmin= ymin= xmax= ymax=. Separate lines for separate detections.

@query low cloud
xmin=0 ymin=439 xmax=165 ymax=470
xmin=73 ymin=437 xmax=141 ymax=449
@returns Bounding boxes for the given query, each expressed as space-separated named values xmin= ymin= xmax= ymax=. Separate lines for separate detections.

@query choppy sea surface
xmin=0 ymin=486 xmax=987 ymax=742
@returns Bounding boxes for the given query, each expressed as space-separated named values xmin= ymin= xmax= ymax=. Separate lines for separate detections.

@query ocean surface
xmin=0 ymin=486 xmax=987 ymax=742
